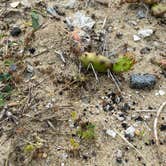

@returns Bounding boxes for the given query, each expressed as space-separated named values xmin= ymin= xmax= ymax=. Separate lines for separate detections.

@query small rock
xmin=138 ymin=29 xmax=153 ymax=38
xmin=116 ymin=149 xmax=123 ymax=163
xmin=45 ymin=102 xmax=53 ymax=109
xmin=129 ymin=20 xmax=137 ymax=26
xmin=125 ymin=126 xmax=135 ymax=138
xmin=137 ymin=9 xmax=146 ymax=19
xmin=121 ymin=103 xmax=130 ymax=112
xmin=144 ymin=115 xmax=150 ymax=120
xmin=21 ymin=0 xmax=32 ymax=8
xmin=117 ymin=114 xmax=126 ymax=121
xmin=61 ymin=153 xmax=68 ymax=160
xmin=155 ymin=90 xmax=165 ymax=96
xmin=9 ymin=64 xmax=17 ymax=72
xmin=27 ymin=64 xmax=34 ymax=73
xmin=140 ymin=47 xmax=151 ymax=54
xmin=133 ymin=35 xmax=141 ymax=41
xmin=103 ymin=103 xmax=114 ymax=112
xmin=10 ymin=27 xmax=22 ymax=37
xmin=63 ymin=0 xmax=76 ymax=9
xmin=135 ymin=116 xmax=144 ymax=121
xmin=130 ymin=74 xmax=156 ymax=89
xmin=10 ymin=1 xmax=20 ymax=8
xmin=160 ymin=124 xmax=166 ymax=131
xmin=106 ymin=129 xmax=116 ymax=138
xmin=29 ymin=47 xmax=36 ymax=54
xmin=47 ymin=6 xmax=60 ymax=19
xmin=121 ymin=122 xmax=128 ymax=129
xmin=116 ymin=32 xmax=123 ymax=39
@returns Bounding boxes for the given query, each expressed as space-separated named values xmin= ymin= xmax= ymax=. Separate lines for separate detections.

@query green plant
xmin=0 ymin=73 xmax=12 ymax=107
xmin=4 ymin=60 xmax=14 ymax=67
xmin=77 ymin=122 xmax=96 ymax=140
xmin=0 ymin=94 xmax=5 ymax=107
xmin=80 ymin=52 xmax=135 ymax=73
xmin=31 ymin=11 xmax=40 ymax=30
xmin=70 ymin=138 xmax=80 ymax=149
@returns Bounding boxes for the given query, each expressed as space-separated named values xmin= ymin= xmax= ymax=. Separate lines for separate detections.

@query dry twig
xmin=113 ymin=128 xmax=147 ymax=163
xmin=153 ymin=102 xmax=166 ymax=146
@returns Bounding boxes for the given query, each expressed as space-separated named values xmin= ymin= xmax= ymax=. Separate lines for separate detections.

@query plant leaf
xmin=112 ymin=52 xmax=135 ymax=73
xmin=31 ymin=11 xmax=40 ymax=30
xmin=0 ymin=73 xmax=11 ymax=82
xmin=24 ymin=144 xmax=35 ymax=153
xmin=0 ymin=94 xmax=5 ymax=107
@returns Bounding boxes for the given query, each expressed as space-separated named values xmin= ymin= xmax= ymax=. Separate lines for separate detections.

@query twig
xmin=102 ymin=17 xmax=107 ymax=29
xmin=154 ymin=102 xmax=166 ymax=146
xmin=56 ymin=80 xmax=77 ymax=94
xmin=33 ymin=49 xmax=49 ymax=57
xmin=113 ymin=128 xmax=147 ymax=163
xmin=47 ymin=120 xmax=56 ymax=131
xmin=87 ymin=63 xmax=99 ymax=82
xmin=55 ymin=50 xmax=66 ymax=64
xmin=107 ymin=69 xmax=121 ymax=93
xmin=135 ymin=109 xmax=166 ymax=113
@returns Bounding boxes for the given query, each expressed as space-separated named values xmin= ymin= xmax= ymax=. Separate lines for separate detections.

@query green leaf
xmin=4 ymin=60 xmax=14 ymax=66
xmin=0 ymin=33 xmax=6 ymax=40
xmin=70 ymin=138 xmax=79 ymax=149
xmin=24 ymin=144 xmax=35 ymax=153
xmin=2 ymin=84 xmax=12 ymax=93
xmin=112 ymin=54 xmax=135 ymax=73
xmin=31 ymin=11 xmax=40 ymax=30
xmin=71 ymin=111 xmax=77 ymax=121
xmin=77 ymin=123 xmax=96 ymax=140
xmin=0 ymin=95 xmax=5 ymax=107
xmin=0 ymin=73 xmax=11 ymax=82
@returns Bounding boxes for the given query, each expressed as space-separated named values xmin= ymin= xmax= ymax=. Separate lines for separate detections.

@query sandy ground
xmin=0 ymin=0 xmax=166 ymax=166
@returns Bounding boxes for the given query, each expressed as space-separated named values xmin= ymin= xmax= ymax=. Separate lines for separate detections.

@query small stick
xmin=107 ymin=69 xmax=121 ymax=93
xmin=154 ymin=102 xmax=166 ymax=146
xmin=56 ymin=80 xmax=77 ymax=94
xmin=112 ymin=72 xmax=121 ymax=86
xmin=113 ymin=128 xmax=147 ymax=163
xmin=33 ymin=49 xmax=49 ymax=57
xmin=87 ymin=63 xmax=99 ymax=82
xmin=102 ymin=17 xmax=107 ymax=29
xmin=55 ymin=50 xmax=66 ymax=64
xmin=47 ymin=120 xmax=56 ymax=131
xmin=134 ymin=109 xmax=166 ymax=113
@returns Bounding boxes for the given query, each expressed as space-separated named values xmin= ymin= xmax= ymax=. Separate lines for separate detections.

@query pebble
xmin=45 ymin=102 xmax=53 ymax=109
xmin=133 ymin=35 xmax=141 ymax=41
xmin=125 ymin=126 xmax=135 ymax=138
xmin=121 ymin=103 xmax=130 ymax=112
xmin=137 ymin=9 xmax=146 ymax=19
xmin=140 ymin=47 xmax=151 ymax=54
xmin=106 ymin=129 xmax=116 ymax=138
xmin=29 ymin=47 xmax=36 ymax=54
xmin=10 ymin=27 xmax=22 ymax=37
xmin=155 ymin=90 xmax=165 ymax=96
xmin=117 ymin=115 xmax=125 ymax=121
xmin=138 ymin=29 xmax=153 ymax=38
xmin=10 ymin=1 xmax=20 ymax=8
xmin=160 ymin=124 xmax=166 ymax=131
xmin=27 ymin=64 xmax=34 ymax=73
xmin=9 ymin=64 xmax=17 ymax=71
xmin=116 ymin=149 xmax=123 ymax=163
xmin=130 ymin=74 xmax=156 ymax=89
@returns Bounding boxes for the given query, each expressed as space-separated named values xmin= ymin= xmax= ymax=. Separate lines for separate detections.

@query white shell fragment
xmin=138 ymin=29 xmax=153 ymax=38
